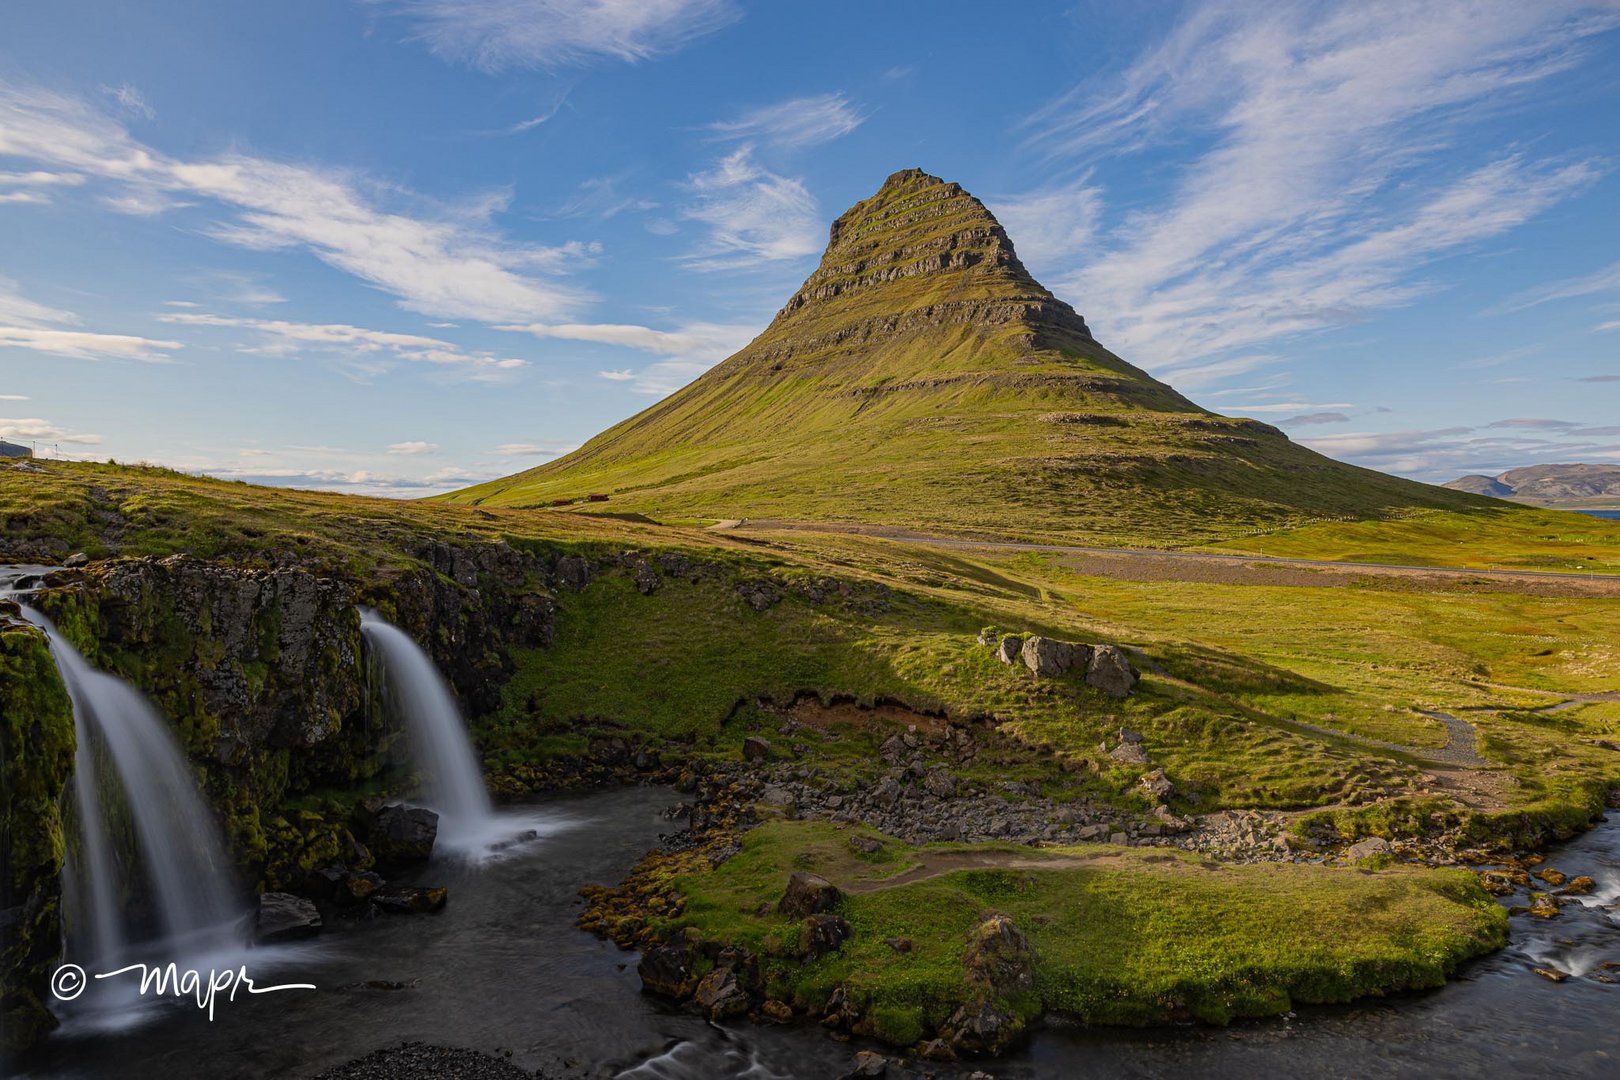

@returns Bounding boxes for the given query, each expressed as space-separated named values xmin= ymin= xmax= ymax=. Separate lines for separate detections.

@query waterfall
xmin=358 ymin=611 xmax=499 ymax=853
xmin=18 ymin=607 xmax=246 ymax=974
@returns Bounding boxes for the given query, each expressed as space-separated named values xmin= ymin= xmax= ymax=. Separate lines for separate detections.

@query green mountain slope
xmin=445 ymin=169 xmax=1488 ymax=545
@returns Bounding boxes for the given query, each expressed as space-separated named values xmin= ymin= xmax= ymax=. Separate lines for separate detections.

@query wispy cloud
xmin=709 ymin=92 xmax=865 ymax=150
xmin=156 ymin=312 xmax=529 ymax=378
xmin=497 ymin=319 xmax=753 ymax=356
xmin=377 ymin=0 xmax=740 ymax=71
xmin=495 ymin=441 xmax=576 ymax=456
xmin=0 ymin=81 xmax=590 ymax=323
xmin=0 ymin=279 xmax=181 ymax=362
xmin=386 ymin=440 xmax=438 ymax=454
xmin=1224 ymin=401 xmax=1354 ymax=414
xmin=680 ymin=146 xmax=821 ymax=271
xmin=498 ymin=317 xmax=756 ymax=395
xmin=1302 ymin=422 xmax=1620 ymax=481
xmin=1497 ymin=257 xmax=1620 ymax=312
xmin=0 ymin=416 xmax=103 ymax=446
xmin=1016 ymin=2 xmax=1614 ymax=381
xmin=1280 ymin=412 xmax=1350 ymax=426
xmin=102 ymin=82 xmax=155 ymax=120
xmin=990 ymin=184 xmax=1103 ymax=274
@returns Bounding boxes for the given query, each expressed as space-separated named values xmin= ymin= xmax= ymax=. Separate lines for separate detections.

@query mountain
xmin=1445 ymin=463 xmax=1620 ymax=507
xmin=446 ymin=169 xmax=1485 ymax=545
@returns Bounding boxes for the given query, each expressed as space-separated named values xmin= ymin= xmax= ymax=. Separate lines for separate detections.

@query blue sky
xmin=2 ymin=0 xmax=1618 ymax=495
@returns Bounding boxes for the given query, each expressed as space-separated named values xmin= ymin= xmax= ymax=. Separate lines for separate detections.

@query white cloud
xmin=680 ymin=146 xmax=821 ymax=271
xmin=495 ymin=441 xmax=575 ymax=456
xmin=0 ymin=191 xmax=48 ymax=205
xmin=156 ymin=312 xmax=530 ymax=378
xmin=1300 ymin=423 xmax=1620 ymax=482
xmin=709 ymin=93 xmax=865 ymax=150
xmin=990 ymin=184 xmax=1103 ymax=273
xmin=1018 ymin=2 xmax=1614 ymax=381
xmin=1226 ymin=401 xmax=1354 ymax=414
xmin=0 ymin=170 xmax=85 ymax=187
xmin=378 ymin=0 xmax=740 ymax=71
xmin=103 ymin=83 xmax=155 ymax=120
xmin=0 ymin=417 xmax=103 ymax=445
xmin=497 ymin=319 xmax=754 ymax=357
xmin=387 ymin=440 xmax=439 ymax=454
xmin=0 ymin=279 xmax=181 ymax=361
xmin=0 ymin=326 xmax=182 ymax=362
xmin=0 ymin=394 xmax=29 ymax=400
xmin=597 ymin=368 xmax=635 ymax=381
xmin=1498 ymin=257 xmax=1620 ymax=312
xmin=0 ymin=81 xmax=589 ymax=323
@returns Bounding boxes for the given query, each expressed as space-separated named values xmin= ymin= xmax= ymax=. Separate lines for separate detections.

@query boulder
xmin=1528 ymin=894 xmax=1561 ymax=919
xmin=742 ymin=736 xmax=771 ymax=761
xmin=368 ymin=804 xmax=439 ymax=863
xmin=943 ymin=998 xmax=1026 ymax=1056
xmin=1108 ymin=741 xmax=1150 ymax=766
xmin=64 ymin=552 xmax=90 ymax=568
xmin=924 ymin=767 xmax=956 ymax=799
xmin=778 ymin=871 xmax=841 ymax=918
xmin=884 ymin=936 xmax=913 ymax=953
xmin=799 ymin=914 xmax=853 ymax=959
xmin=736 ymin=579 xmax=781 ymax=611
xmin=1345 ymin=836 xmax=1392 ymax=862
xmin=870 ymin=777 xmax=902 ymax=806
xmin=842 ymin=1051 xmax=890 ymax=1078
xmin=555 ymin=554 xmax=592 ymax=591
xmin=994 ymin=635 xmax=1025 ymax=665
xmin=1086 ymin=645 xmax=1139 ymax=698
xmin=1139 ymin=769 xmax=1174 ymax=802
xmin=1556 ymin=875 xmax=1596 ymax=896
xmin=963 ymin=913 xmax=1035 ymax=995
xmin=638 ymin=927 xmax=704 ymax=998
xmin=255 ymin=892 xmax=322 ymax=943
xmin=692 ymin=967 xmax=751 ymax=1019
xmin=372 ymin=884 xmax=448 ymax=915
xmin=1021 ymin=635 xmax=1083 ymax=678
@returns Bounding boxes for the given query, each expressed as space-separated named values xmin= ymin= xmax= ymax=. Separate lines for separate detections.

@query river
xmin=18 ymin=787 xmax=1620 ymax=1079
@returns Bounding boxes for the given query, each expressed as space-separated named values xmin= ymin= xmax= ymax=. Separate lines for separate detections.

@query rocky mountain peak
xmin=768 ymin=168 xmax=1088 ymax=337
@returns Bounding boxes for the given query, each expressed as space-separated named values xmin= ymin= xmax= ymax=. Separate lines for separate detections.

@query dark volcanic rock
xmin=638 ymin=926 xmax=705 ymax=998
xmin=799 ymin=913 xmax=853 ymax=959
xmin=743 ymin=736 xmax=771 ymax=761
xmin=368 ymin=805 xmax=439 ymax=864
xmin=255 ymin=891 xmax=322 ymax=943
xmin=778 ymin=871 xmax=841 ymax=918
xmin=372 ymin=885 xmax=448 ymax=915
xmin=1086 ymin=645 xmax=1139 ymax=698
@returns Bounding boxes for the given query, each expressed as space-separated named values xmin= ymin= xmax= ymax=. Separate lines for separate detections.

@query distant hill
xmin=1445 ymin=464 xmax=1620 ymax=508
xmin=445 ymin=169 xmax=1489 ymax=545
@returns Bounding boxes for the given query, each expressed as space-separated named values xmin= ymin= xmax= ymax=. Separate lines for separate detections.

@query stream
xmin=16 ymin=785 xmax=1620 ymax=1079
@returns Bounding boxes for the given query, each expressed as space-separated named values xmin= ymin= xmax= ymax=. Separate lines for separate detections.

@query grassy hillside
xmin=445 ymin=169 xmax=1491 ymax=546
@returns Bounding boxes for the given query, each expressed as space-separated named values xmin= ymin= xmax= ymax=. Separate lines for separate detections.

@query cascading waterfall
xmin=358 ymin=610 xmax=501 ymax=853
xmin=18 ymin=607 xmax=247 ymax=977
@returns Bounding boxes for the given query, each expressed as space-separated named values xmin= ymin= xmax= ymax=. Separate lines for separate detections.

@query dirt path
xmin=730 ymin=520 xmax=1620 ymax=597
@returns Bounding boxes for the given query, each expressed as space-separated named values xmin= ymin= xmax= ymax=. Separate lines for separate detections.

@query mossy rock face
xmin=0 ymin=621 xmax=75 ymax=1058
xmin=22 ymin=542 xmax=561 ymax=892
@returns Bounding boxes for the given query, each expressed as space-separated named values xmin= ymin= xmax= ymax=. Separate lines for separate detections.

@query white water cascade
xmin=19 ymin=607 xmax=247 ymax=976
xmin=358 ymin=611 xmax=506 ymax=855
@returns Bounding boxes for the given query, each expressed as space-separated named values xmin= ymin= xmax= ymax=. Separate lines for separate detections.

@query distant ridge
xmin=1445 ymin=463 xmax=1620 ymax=508
xmin=445 ymin=169 xmax=1488 ymax=545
